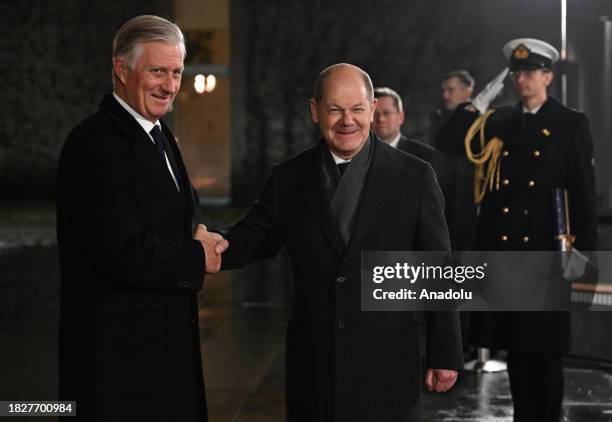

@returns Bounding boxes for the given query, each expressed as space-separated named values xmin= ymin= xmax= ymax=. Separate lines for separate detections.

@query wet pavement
xmin=1 ymin=201 xmax=611 ymax=421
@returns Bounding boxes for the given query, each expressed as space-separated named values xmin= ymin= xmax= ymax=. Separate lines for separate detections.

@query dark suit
xmin=434 ymin=107 xmax=478 ymax=251
xmin=441 ymin=97 xmax=597 ymax=422
xmin=220 ymin=137 xmax=462 ymax=421
xmin=56 ymin=94 xmax=207 ymax=421
xmin=396 ymin=134 xmax=436 ymax=166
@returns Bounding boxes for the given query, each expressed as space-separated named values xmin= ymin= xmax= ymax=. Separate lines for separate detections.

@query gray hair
xmin=441 ymin=70 xmax=475 ymax=89
xmin=313 ymin=63 xmax=374 ymax=103
xmin=374 ymin=87 xmax=403 ymax=112
xmin=112 ymin=15 xmax=186 ymax=69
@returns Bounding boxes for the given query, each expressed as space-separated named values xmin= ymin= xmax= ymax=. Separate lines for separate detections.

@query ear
xmin=309 ymin=99 xmax=319 ymax=124
xmin=398 ymin=110 xmax=405 ymax=125
xmin=113 ymin=58 xmax=129 ymax=85
xmin=369 ymin=98 xmax=378 ymax=123
xmin=544 ymin=71 xmax=554 ymax=87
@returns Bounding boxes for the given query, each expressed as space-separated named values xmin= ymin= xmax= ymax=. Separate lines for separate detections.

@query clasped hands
xmin=194 ymin=224 xmax=229 ymax=273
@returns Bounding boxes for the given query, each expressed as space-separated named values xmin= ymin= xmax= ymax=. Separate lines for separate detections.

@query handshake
xmin=194 ymin=224 xmax=229 ymax=274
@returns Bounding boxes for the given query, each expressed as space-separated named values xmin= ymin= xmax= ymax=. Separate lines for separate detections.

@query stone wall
xmin=0 ymin=0 xmax=172 ymax=197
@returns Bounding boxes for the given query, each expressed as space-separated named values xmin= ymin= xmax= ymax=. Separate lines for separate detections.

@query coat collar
xmin=342 ymin=135 xmax=399 ymax=260
xmin=298 ymin=134 xmax=400 ymax=259
xmin=99 ymin=94 xmax=185 ymax=211
xmin=514 ymin=95 xmax=561 ymax=128
xmin=298 ymin=141 xmax=344 ymax=257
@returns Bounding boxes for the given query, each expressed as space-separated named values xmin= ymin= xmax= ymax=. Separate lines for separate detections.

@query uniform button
xmin=523 ymin=236 xmax=530 ymax=243
xmin=502 ymin=207 xmax=510 ymax=214
xmin=190 ymin=319 xmax=197 ymax=324
xmin=336 ymin=275 xmax=346 ymax=284
xmin=524 ymin=209 xmax=529 ymax=215
xmin=501 ymin=235 xmax=508 ymax=242
xmin=502 ymin=150 xmax=509 ymax=157
xmin=528 ymin=180 xmax=535 ymax=187
xmin=502 ymin=179 xmax=510 ymax=186
xmin=533 ymin=150 xmax=541 ymax=157
xmin=337 ymin=320 xmax=345 ymax=329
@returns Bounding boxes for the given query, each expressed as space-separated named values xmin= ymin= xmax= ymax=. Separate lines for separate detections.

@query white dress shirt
xmin=113 ymin=92 xmax=180 ymax=190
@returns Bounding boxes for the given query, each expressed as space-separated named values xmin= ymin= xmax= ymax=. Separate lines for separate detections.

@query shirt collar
xmin=522 ymin=103 xmax=543 ymax=115
xmin=329 ymin=150 xmax=351 ymax=165
xmin=387 ymin=132 xmax=402 ymax=149
xmin=113 ymin=92 xmax=160 ymax=136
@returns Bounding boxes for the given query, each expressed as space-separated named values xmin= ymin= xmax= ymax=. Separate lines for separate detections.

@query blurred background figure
xmin=373 ymin=87 xmax=436 ymax=165
xmin=430 ymin=70 xmax=475 ymax=145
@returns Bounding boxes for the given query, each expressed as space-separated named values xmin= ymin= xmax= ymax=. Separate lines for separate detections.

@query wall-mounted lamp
xmin=194 ymin=74 xmax=217 ymax=94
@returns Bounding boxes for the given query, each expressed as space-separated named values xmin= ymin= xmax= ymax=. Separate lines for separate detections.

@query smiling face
xmin=113 ymin=41 xmax=184 ymax=122
xmin=309 ymin=67 xmax=377 ymax=160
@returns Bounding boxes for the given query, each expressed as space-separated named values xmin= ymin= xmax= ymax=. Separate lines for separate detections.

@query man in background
xmin=373 ymin=86 xmax=436 ymax=165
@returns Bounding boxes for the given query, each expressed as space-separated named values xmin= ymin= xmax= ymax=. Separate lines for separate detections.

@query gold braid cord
xmin=464 ymin=110 xmax=504 ymax=204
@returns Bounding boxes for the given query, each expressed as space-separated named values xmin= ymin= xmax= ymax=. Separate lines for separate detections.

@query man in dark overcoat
xmin=218 ymin=63 xmax=463 ymax=421
xmin=55 ymin=15 xmax=227 ymax=422
xmin=438 ymin=38 xmax=597 ymax=422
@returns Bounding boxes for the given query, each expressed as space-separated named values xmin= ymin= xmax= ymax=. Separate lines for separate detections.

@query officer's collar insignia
xmin=513 ymin=44 xmax=530 ymax=60
xmin=542 ymin=128 xmax=551 ymax=136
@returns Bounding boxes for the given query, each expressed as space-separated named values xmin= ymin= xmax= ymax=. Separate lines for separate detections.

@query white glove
xmin=563 ymin=248 xmax=589 ymax=281
xmin=471 ymin=68 xmax=509 ymax=114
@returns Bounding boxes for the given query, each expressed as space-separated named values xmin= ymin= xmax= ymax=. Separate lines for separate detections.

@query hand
xmin=194 ymin=224 xmax=229 ymax=274
xmin=425 ymin=368 xmax=458 ymax=392
xmin=563 ymin=248 xmax=588 ymax=281
xmin=471 ymin=67 xmax=509 ymax=114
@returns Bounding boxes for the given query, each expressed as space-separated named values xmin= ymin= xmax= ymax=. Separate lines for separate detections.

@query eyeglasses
xmin=374 ymin=111 xmax=399 ymax=118
xmin=509 ymin=69 xmax=550 ymax=79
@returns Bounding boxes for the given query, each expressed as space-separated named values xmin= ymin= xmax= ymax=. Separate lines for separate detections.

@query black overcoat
xmin=221 ymin=138 xmax=463 ymax=421
xmin=56 ymin=94 xmax=207 ymax=421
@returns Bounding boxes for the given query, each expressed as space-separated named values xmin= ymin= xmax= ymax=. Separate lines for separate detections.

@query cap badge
xmin=513 ymin=45 xmax=530 ymax=60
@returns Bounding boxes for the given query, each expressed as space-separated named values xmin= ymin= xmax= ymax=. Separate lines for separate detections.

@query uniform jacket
xmin=56 ymin=94 xmax=207 ymax=421
xmin=220 ymin=137 xmax=463 ymax=421
xmin=440 ymin=97 xmax=597 ymax=353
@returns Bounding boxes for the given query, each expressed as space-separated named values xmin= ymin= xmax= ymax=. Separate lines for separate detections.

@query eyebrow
xmin=327 ymin=102 xmax=366 ymax=109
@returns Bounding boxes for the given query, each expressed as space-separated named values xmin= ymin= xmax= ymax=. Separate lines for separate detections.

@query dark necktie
xmin=150 ymin=125 xmax=181 ymax=189
xmin=523 ymin=112 xmax=536 ymax=127
xmin=337 ymin=162 xmax=350 ymax=176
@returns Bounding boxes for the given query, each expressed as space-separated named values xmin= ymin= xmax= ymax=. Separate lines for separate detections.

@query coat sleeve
xmin=415 ymin=165 xmax=464 ymax=370
xmin=435 ymin=104 xmax=480 ymax=156
xmin=219 ymin=166 xmax=285 ymax=270
xmin=567 ymin=115 xmax=597 ymax=252
xmin=56 ymin=134 xmax=205 ymax=293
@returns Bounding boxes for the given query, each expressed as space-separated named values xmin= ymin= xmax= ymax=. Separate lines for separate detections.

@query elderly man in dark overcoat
xmin=56 ymin=15 xmax=227 ymax=422
xmin=219 ymin=63 xmax=463 ymax=421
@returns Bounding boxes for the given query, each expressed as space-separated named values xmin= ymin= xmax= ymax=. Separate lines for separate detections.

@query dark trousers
xmin=507 ymin=353 xmax=564 ymax=422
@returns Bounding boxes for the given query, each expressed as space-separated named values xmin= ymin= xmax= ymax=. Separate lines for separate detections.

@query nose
xmin=341 ymin=111 xmax=355 ymax=125
xmin=161 ymin=73 xmax=180 ymax=94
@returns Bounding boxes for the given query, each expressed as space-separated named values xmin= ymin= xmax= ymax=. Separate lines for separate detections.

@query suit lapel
xmin=343 ymin=141 xmax=399 ymax=259
xmin=160 ymin=120 xmax=193 ymax=218
xmin=100 ymin=95 xmax=184 ymax=212
xmin=298 ymin=144 xmax=343 ymax=257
